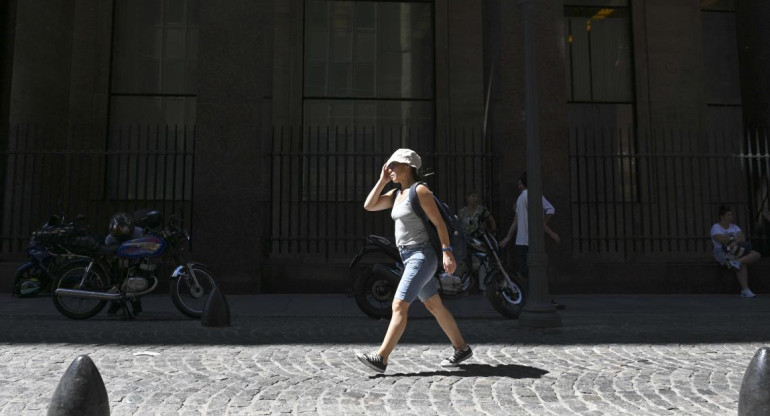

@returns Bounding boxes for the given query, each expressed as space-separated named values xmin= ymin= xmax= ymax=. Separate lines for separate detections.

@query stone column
xmin=193 ymin=0 xmax=274 ymax=292
xmin=516 ymin=0 xmax=560 ymax=328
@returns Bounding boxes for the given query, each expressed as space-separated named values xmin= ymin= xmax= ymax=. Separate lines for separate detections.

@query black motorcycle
xmin=12 ymin=214 xmax=90 ymax=297
xmin=51 ymin=210 xmax=217 ymax=320
xmin=348 ymin=232 xmax=527 ymax=319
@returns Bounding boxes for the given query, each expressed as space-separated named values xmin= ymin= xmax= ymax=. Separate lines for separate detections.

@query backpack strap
xmin=408 ymin=181 xmax=428 ymax=219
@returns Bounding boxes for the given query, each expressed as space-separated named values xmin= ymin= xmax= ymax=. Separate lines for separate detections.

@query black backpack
xmin=407 ymin=182 xmax=467 ymax=267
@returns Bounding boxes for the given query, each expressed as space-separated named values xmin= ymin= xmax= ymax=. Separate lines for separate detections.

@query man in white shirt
xmin=500 ymin=172 xmax=560 ymax=277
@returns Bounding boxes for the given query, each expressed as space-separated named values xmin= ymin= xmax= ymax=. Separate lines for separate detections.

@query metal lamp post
xmin=517 ymin=0 xmax=562 ymax=328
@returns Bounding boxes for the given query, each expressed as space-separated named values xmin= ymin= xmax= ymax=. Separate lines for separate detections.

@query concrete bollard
xmin=201 ymin=286 xmax=231 ymax=327
xmin=47 ymin=355 xmax=109 ymax=416
xmin=739 ymin=346 xmax=770 ymax=416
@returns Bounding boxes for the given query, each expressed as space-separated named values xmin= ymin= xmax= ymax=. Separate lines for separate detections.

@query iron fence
xmin=0 ymin=124 xmax=195 ymax=257
xmin=5 ymin=123 xmax=767 ymax=263
xmin=569 ymin=127 xmax=770 ymax=260
xmin=269 ymin=125 xmax=498 ymax=260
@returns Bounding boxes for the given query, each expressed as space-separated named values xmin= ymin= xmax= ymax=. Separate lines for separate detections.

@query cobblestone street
xmin=1 ymin=294 xmax=769 ymax=415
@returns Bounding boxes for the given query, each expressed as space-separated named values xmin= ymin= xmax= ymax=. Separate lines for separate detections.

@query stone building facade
xmin=1 ymin=0 xmax=767 ymax=293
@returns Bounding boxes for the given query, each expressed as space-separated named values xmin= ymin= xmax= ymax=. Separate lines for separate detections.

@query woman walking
xmin=356 ymin=148 xmax=472 ymax=373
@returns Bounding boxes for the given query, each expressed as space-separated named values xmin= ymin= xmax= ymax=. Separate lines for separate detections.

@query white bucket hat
xmin=385 ymin=148 xmax=422 ymax=170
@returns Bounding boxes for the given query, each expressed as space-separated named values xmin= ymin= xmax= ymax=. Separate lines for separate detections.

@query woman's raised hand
xmin=379 ymin=163 xmax=391 ymax=183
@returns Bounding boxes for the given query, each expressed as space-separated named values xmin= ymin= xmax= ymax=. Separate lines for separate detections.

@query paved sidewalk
xmin=1 ymin=293 xmax=769 ymax=415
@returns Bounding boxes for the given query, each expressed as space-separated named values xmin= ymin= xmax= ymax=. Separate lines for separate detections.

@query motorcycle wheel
xmin=170 ymin=264 xmax=217 ymax=319
xmin=52 ymin=263 xmax=109 ymax=320
xmin=13 ymin=263 xmax=46 ymax=297
xmin=460 ymin=272 xmax=477 ymax=293
xmin=485 ymin=270 xmax=526 ymax=319
xmin=354 ymin=266 xmax=397 ymax=319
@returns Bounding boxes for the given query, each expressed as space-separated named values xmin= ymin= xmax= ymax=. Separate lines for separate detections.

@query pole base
xmin=519 ymin=309 xmax=562 ymax=328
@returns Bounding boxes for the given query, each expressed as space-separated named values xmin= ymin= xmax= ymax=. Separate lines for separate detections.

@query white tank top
xmin=391 ymin=189 xmax=429 ymax=247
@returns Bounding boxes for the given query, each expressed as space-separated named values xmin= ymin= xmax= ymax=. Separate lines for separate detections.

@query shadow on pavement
xmin=371 ymin=364 xmax=548 ymax=379
xmin=2 ymin=313 xmax=770 ymax=345
xmin=3 ymin=294 xmax=770 ymax=345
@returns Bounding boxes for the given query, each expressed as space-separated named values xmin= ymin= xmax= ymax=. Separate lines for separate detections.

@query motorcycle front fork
xmin=75 ymin=261 xmax=96 ymax=288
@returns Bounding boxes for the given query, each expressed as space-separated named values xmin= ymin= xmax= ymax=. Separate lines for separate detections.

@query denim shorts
xmin=395 ymin=243 xmax=439 ymax=303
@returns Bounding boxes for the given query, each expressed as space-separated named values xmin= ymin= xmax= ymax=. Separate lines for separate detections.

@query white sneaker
xmin=741 ymin=289 xmax=756 ymax=298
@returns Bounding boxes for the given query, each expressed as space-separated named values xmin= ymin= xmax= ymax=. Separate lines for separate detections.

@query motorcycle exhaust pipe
xmin=55 ymin=277 xmax=159 ymax=300
xmin=54 ymin=288 xmax=126 ymax=300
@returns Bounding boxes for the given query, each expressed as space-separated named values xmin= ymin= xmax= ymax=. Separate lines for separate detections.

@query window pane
xmin=304 ymin=0 xmax=434 ymax=99
xmin=590 ymin=17 xmax=633 ymax=101
xmin=305 ymin=63 xmax=328 ymax=96
xmin=112 ymin=0 xmax=198 ymax=96
xmin=331 ymin=1 xmax=353 ymax=31
xmin=165 ymin=28 xmax=187 ymax=60
xmin=304 ymin=99 xmax=433 ymax=130
xmin=110 ymin=96 xmax=196 ymax=127
xmin=162 ymin=61 xmax=186 ymax=94
xmin=307 ymin=0 xmax=329 ymax=29
xmin=331 ymin=32 xmax=353 ymax=62
xmin=566 ymin=17 xmax=592 ymax=101
xmin=355 ymin=2 xmax=375 ymax=29
xmin=353 ymin=63 xmax=375 ymax=96
xmin=564 ymin=7 xmax=634 ymax=103
xmin=328 ymin=62 xmax=351 ymax=95
xmin=165 ymin=0 xmax=186 ymax=24
xmin=356 ymin=31 xmax=376 ymax=63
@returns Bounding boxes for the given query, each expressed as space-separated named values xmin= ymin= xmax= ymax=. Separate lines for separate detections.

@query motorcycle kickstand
xmin=120 ymin=297 xmax=134 ymax=320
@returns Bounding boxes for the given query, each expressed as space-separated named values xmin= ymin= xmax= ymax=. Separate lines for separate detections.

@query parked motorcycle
xmin=12 ymin=213 xmax=90 ymax=297
xmin=348 ymin=232 xmax=526 ymax=319
xmin=51 ymin=210 xmax=217 ymax=320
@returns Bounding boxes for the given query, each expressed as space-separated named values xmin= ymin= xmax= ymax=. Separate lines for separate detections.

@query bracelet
xmin=441 ymin=246 xmax=453 ymax=252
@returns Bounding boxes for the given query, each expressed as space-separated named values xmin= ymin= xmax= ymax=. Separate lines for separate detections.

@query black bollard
xmin=201 ymin=286 xmax=231 ymax=327
xmin=739 ymin=346 xmax=770 ymax=416
xmin=47 ymin=355 xmax=109 ymax=416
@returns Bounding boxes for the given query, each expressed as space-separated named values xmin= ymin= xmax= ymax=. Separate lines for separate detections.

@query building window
xmin=110 ymin=0 xmax=198 ymax=126
xmin=299 ymin=0 xmax=434 ymax=202
xmin=564 ymin=5 xmax=637 ymax=215
xmin=564 ymin=6 xmax=634 ymax=103
xmin=108 ymin=0 xmax=198 ymax=200
xmin=303 ymin=0 xmax=434 ymax=129
xmin=700 ymin=1 xmax=741 ymax=131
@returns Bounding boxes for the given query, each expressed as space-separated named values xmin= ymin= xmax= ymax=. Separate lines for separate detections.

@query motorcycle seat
xmin=134 ymin=209 xmax=163 ymax=230
xmin=98 ymin=245 xmax=119 ymax=256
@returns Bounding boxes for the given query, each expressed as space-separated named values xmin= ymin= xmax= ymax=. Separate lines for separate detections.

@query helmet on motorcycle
xmin=18 ymin=278 xmax=42 ymax=297
xmin=109 ymin=212 xmax=135 ymax=242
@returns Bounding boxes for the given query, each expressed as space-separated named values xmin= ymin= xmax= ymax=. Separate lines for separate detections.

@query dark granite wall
xmin=192 ymin=0 xmax=274 ymax=292
xmin=8 ymin=0 xmax=75 ymax=127
xmin=736 ymin=0 xmax=770 ymax=131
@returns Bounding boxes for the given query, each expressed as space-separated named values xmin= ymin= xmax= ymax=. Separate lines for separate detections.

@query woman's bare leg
xmin=423 ymin=294 xmax=466 ymax=349
xmin=736 ymin=267 xmax=750 ymax=291
xmin=738 ymin=251 xmax=761 ymax=265
xmin=376 ymin=299 xmax=410 ymax=362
